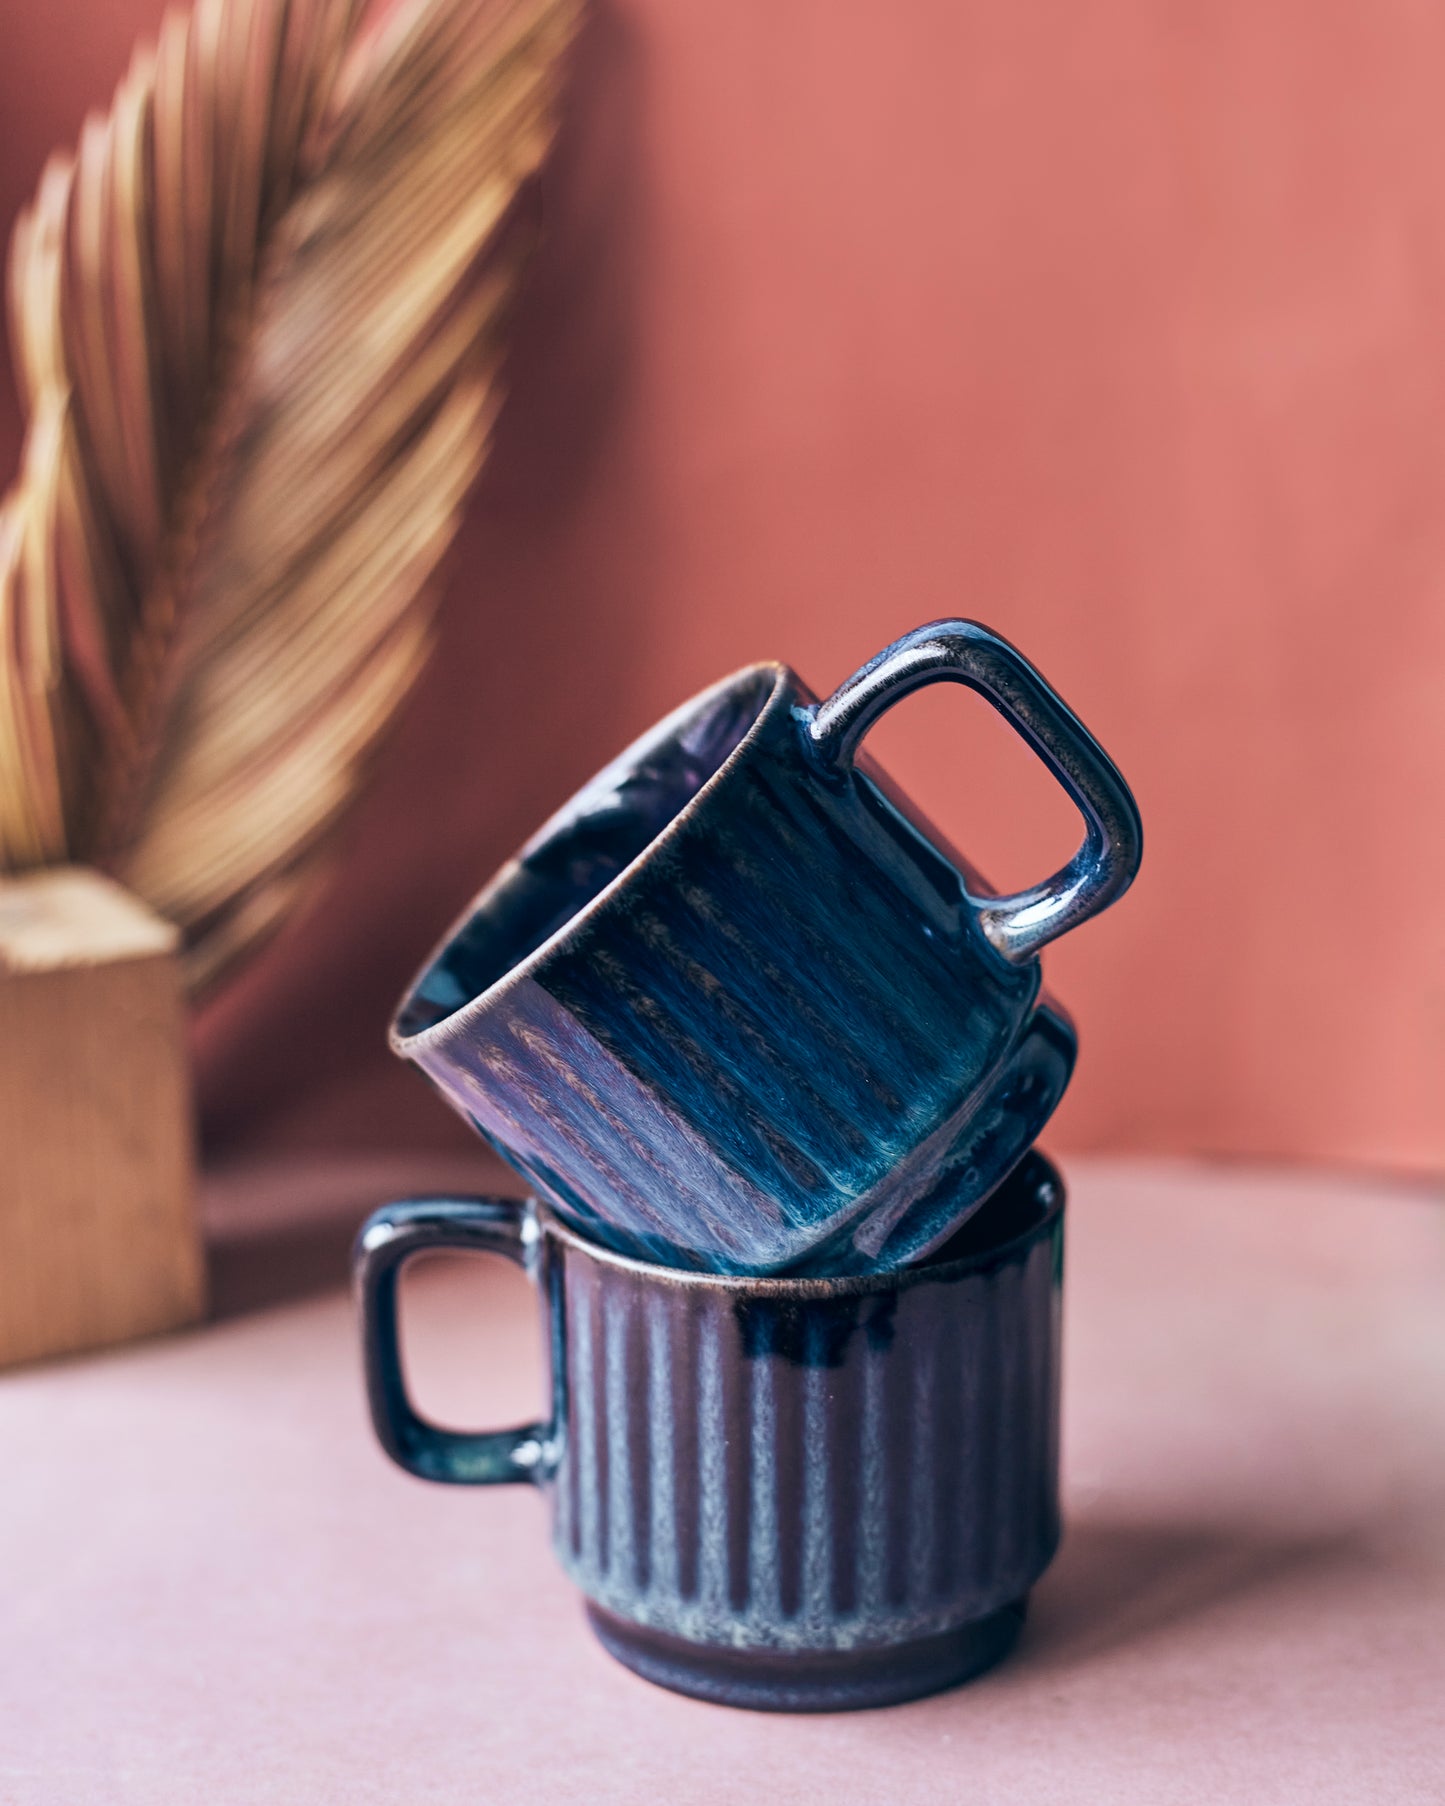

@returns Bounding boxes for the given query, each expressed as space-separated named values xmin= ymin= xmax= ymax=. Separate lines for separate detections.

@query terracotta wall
xmin=4 ymin=1 xmax=1442 ymax=1172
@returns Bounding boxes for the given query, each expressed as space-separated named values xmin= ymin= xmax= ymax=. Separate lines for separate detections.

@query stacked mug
xmin=356 ymin=620 xmax=1141 ymax=1711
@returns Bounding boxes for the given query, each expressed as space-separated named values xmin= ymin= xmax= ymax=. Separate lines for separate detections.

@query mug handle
xmin=804 ymin=618 xmax=1142 ymax=963
xmin=355 ymin=1196 xmax=556 ymax=1486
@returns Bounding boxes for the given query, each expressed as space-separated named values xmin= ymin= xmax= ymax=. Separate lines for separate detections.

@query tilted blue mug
xmin=391 ymin=620 xmax=1140 ymax=1274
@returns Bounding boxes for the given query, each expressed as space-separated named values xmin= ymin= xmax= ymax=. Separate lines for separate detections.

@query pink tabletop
xmin=3 ymin=1156 xmax=1443 ymax=1803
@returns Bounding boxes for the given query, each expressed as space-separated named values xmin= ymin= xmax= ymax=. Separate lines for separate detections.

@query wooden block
xmin=0 ymin=866 xmax=205 ymax=1367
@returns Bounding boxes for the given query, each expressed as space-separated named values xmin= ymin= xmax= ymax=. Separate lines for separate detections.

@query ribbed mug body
xmin=538 ymin=1152 xmax=1064 ymax=1710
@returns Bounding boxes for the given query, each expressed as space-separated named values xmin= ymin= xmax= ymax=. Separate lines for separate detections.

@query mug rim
xmin=529 ymin=1152 xmax=1064 ymax=1298
xmin=390 ymin=660 xmax=795 ymax=1055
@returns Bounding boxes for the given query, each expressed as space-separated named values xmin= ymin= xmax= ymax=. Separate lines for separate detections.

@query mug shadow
xmin=1015 ymin=1515 xmax=1373 ymax=1676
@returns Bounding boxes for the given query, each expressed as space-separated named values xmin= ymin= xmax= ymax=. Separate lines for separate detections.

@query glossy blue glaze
xmin=391 ymin=620 xmax=1138 ymax=1274
xmin=809 ymin=996 xmax=1074 ymax=1275
xmin=354 ymin=1153 xmax=1066 ymax=1712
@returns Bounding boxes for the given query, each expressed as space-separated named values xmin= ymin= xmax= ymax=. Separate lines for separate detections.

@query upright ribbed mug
xmin=355 ymin=1152 xmax=1065 ymax=1711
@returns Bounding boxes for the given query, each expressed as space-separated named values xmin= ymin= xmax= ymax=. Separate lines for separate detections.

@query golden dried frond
xmin=0 ymin=0 xmax=578 ymax=989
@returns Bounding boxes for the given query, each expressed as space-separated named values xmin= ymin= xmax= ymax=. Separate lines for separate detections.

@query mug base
xmin=584 ymin=1597 xmax=1027 ymax=1713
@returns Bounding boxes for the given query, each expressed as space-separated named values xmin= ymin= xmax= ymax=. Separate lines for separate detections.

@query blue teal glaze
xmin=810 ymin=996 xmax=1074 ymax=1274
xmin=354 ymin=1154 xmax=1065 ymax=1712
xmin=391 ymin=621 xmax=1138 ymax=1275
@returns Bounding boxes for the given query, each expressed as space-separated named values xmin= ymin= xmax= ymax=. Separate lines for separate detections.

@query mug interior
xmin=926 ymin=1151 xmax=1059 ymax=1267
xmin=395 ymin=666 xmax=779 ymax=1038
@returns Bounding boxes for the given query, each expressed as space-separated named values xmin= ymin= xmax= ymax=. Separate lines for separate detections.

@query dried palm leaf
xmin=0 ymin=0 xmax=579 ymax=990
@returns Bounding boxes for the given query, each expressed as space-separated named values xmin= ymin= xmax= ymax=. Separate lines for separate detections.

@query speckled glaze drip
xmin=541 ymin=1160 xmax=1062 ymax=1660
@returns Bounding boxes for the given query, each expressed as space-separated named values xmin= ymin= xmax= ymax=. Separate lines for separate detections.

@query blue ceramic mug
xmin=355 ymin=1152 xmax=1065 ymax=1711
xmin=391 ymin=620 xmax=1139 ymax=1274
